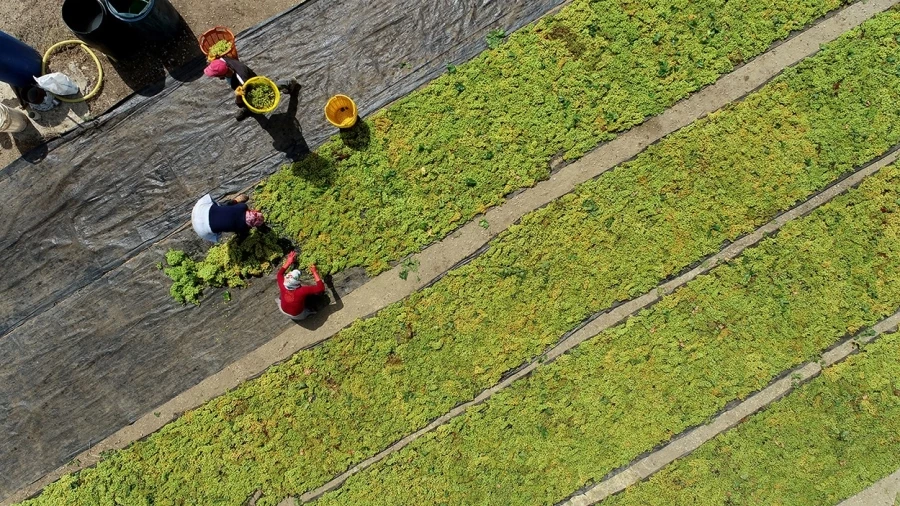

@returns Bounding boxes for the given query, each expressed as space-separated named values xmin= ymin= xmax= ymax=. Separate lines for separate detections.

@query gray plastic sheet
xmin=0 ymin=0 xmax=563 ymax=499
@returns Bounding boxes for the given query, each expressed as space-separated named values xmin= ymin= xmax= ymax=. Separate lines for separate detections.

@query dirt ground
xmin=0 ymin=0 xmax=301 ymax=168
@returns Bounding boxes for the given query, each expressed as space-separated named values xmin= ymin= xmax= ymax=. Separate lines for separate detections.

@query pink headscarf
xmin=245 ymin=210 xmax=265 ymax=228
xmin=204 ymin=59 xmax=229 ymax=78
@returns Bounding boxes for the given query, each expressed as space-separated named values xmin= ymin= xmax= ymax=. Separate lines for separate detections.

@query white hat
xmin=284 ymin=270 xmax=303 ymax=290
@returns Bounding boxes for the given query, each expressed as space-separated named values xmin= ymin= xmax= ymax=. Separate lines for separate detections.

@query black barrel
xmin=106 ymin=0 xmax=180 ymax=41
xmin=61 ymin=0 xmax=132 ymax=59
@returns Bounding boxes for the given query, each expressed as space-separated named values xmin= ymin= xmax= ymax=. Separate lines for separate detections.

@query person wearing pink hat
xmin=204 ymin=56 xmax=300 ymax=120
xmin=204 ymin=56 xmax=257 ymax=120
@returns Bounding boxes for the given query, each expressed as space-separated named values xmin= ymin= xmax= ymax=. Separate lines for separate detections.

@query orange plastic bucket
xmin=324 ymin=95 xmax=358 ymax=129
xmin=198 ymin=26 xmax=238 ymax=61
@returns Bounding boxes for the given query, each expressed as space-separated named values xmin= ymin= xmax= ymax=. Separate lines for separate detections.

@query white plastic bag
xmin=34 ymin=73 xmax=79 ymax=96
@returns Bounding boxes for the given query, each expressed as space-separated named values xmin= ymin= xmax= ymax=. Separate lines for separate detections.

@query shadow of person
xmin=294 ymin=274 xmax=344 ymax=331
xmin=109 ymin=16 xmax=204 ymax=96
xmin=1 ymin=120 xmax=48 ymax=164
xmin=30 ymin=100 xmax=90 ymax=129
xmin=288 ymin=152 xmax=336 ymax=187
xmin=252 ymin=84 xmax=310 ymax=163
xmin=109 ymin=51 xmax=166 ymax=96
xmin=160 ymin=19 xmax=205 ymax=83
xmin=15 ymin=120 xmax=48 ymax=163
xmin=339 ymin=120 xmax=371 ymax=150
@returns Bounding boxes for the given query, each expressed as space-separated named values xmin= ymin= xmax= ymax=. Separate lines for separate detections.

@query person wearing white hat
xmin=277 ymin=250 xmax=325 ymax=320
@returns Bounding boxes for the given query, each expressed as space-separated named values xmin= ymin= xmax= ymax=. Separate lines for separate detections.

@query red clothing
xmin=277 ymin=264 xmax=325 ymax=316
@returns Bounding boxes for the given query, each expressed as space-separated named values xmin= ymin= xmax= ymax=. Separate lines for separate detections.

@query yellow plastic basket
xmin=325 ymin=94 xmax=358 ymax=128
xmin=241 ymin=76 xmax=280 ymax=114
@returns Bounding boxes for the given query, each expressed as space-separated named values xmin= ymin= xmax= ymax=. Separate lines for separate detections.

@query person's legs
xmin=11 ymin=86 xmax=28 ymax=108
xmin=218 ymin=194 xmax=248 ymax=206
xmin=233 ymin=84 xmax=251 ymax=120
xmin=277 ymin=298 xmax=312 ymax=320
xmin=291 ymin=308 xmax=312 ymax=321
xmin=275 ymin=78 xmax=300 ymax=95
xmin=234 ymin=102 xmax=251 ymax=121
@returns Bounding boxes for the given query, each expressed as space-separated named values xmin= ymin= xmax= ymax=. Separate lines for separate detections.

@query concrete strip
xmin=563 ymin=311 xmax=900 ymax=506
xmin=565 ymin=361 xmax=823 ymax=505
xmin=6 ymin=1 xmax=897 ymax=503
xmin=298 ymin=147 xmax=900 ymax=503
xmin=839 ymin=469 xmax=900 ymax=506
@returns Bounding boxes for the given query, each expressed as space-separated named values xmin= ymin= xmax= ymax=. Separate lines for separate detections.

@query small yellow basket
xmin=240 ymin=76 xmax=280 ymax=114
xmin=324 ymin=94 xmax=358 ymax=128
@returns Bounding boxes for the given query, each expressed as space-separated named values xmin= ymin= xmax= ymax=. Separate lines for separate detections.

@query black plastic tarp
xmin=0 ymin=0 xmax=563 ymax=499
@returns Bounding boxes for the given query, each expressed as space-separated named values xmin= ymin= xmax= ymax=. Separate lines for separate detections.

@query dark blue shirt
xmin=209 ymin=202 xmax=249 ymax=235
xmin=222 ymin=57 xmax=256 ymax=91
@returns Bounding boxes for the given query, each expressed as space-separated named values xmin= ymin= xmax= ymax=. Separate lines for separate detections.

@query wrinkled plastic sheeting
xmin=0 ymin=0 xmax=564 ymax=499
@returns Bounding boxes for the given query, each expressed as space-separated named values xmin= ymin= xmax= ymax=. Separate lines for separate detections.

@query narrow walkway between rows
xmin=564 ymin=310 xmax=900 ymax=505
xmin=839 ymin=469 xmax=900 ymax=506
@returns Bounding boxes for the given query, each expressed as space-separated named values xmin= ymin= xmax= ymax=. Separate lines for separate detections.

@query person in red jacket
xmin=277 ymin=251 xmax=325 ymax=320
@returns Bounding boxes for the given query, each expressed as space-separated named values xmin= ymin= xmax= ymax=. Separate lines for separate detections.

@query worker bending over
xmin=277 ymin=251 xmax=325 ymax=321
xmin=191 ymin=193 xmax=265 ymax=243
